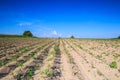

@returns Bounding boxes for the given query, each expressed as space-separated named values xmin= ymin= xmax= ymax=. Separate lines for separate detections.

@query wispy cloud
xmin=18 ymin=22 xmax=32 ymax=27
xmin=17 ymin=21 xmax=62 ymax=37
xmin=52 ymin=30 xmax=61 ymax=37
xmin=52 ymin=30 xmax=57 ymax=35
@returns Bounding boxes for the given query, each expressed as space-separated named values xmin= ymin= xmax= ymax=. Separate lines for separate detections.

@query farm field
xmin=0 ymin=37 xmax=120 ymax=80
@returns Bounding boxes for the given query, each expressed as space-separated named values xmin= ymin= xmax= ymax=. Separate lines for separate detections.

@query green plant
xmin=105 ymin=53 xmax=109 ymax=56
xmin=26 ymin=67 xmax=35 ymax=78
xmin=113 ymin=53 xmax=120 ymax=59
xmin=109 ymin=61 xmax=117 ymax=68
xmin=41 ymin=69 xmax=53 ymax=77
xmin=25 ymin=48 xmax=30 ymax=51
xmin=54 ymin=45 xmax=59 ymax=52
xmin=17 ymin=62 xmax=24 ymax=67
xmin=47 ymin=71 xmax=53 ymax=78
xmin=79 ymin=45 xmax=83 ymax=49
xmin=30 ymin=53 xmax=35 ymax=58
xmin=40 ymin=64 xmax=53 ymax=78
xmin=47 ymin=57 xmax=54 ymax=61
xmin=12 ymin=56 xmax=17 ymax=61
xmin=38 ymin=47 xmax=42 ymax=51
xmin=14 ymin=73 xmax=23 ymax=80
xmin=0 ymin=60 xmax=8 ymax=67
xmin=96 ymin=55 xmax=102 ymax=59
xmin=97 ymin=70 xmax=103 ymax=76
xmin=42 ymin=69 xmax=49 ymax=75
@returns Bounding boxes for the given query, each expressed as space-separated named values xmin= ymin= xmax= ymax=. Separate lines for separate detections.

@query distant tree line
xmin=0 ymin=34 xmax=23 ymax=37
xmin=0 ymin=31 xmax=33 ymax=38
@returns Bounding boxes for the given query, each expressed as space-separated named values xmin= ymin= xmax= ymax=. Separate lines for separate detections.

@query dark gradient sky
xmin=0 ymin=0 xmax=120 ymax=38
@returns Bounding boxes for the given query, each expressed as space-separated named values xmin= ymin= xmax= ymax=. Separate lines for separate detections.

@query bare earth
xmin=0 ymin=38 xmax=120 ymax=80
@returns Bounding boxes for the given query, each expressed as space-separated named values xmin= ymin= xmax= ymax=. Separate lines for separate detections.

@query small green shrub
xmin=25 ymin=67 xmax=35 ymax=79
xmin=47 ymin=71 xmax=53 ymax=78
xmin=96 ymin=55 xmax=102 ymax=59
xmin=15 ymin=73 xmax=23 ymax=80
xmin=12 ymin=56 xmax=17 ymax=61
xmin=97 ymin=70 xmax=103 ymax=76
xmin=109 ymin=61 xmax=117 ymax=68
xmin=79 ymin=45 xmax=83 ymax=49
xmin=54 ymin=45 xmax=59 ymax=52
xmin=0 ymin=60 xmax=7 ymax=67
xmin=47 ymin=57 xmax=53 ymax=61
xmin=113 ymin=53 xmax=120 ymax=59
xmin=17 ymin=62 xmax=24 ymax=67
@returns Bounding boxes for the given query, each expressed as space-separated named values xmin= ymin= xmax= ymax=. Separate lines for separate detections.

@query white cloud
xmin=52 ymin=30 xmax=57 ymax=35
xmin=18 ymin=22 xmax=32 ymax=27
xmin=59 ymin=33 xmax=62 ymax=37
xmin=52 ymin=30 xmax=61 ymax=37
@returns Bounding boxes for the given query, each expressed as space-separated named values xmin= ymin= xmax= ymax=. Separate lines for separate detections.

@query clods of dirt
xmin=0 ymin=67 xmax=10 ymax=78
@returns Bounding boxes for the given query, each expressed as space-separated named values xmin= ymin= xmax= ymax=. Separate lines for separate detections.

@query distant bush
xmin=23 ymin=31 xmax=33 ymax=37
xmin=70 ymin=35 xmax=75 ymax=39
xmin=58 ymin=37 xmax=61 ymax=39
xmin=118 ymin=36 xmax=120 ymax=39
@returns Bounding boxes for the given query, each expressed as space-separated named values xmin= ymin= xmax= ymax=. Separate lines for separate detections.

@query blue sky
xmin=0 ymin=0 xmax=120 ymax=38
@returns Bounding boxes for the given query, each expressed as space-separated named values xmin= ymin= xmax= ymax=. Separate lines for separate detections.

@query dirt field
xmin=0 ymin=38 xmax=120 ymax=80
